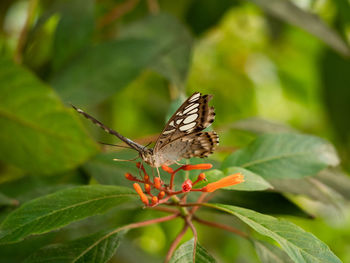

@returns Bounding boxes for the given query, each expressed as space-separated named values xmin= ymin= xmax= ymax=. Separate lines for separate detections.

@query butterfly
xmin=72 ymin=92 xmax=219 ymax=168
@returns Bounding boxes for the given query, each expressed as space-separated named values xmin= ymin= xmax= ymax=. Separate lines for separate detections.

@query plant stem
xmin=186 ymin=217 xmax=197 ymax=262
xmin=165 ymin=223 xmax=189 ymax=263
xmin=114 ymin=213 xmax=179 ymax=234
xmin=150 ymin=206 xmax=178 ymax=214
xmin=193 ymin=216 xmax=248 ymax=239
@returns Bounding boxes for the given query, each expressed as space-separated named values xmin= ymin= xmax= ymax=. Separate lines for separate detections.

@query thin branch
xmin=15 ymin=0 xmax=38 ymax=64
xmin=193 ymin=216 xmax=248 ymax=239
xmin=186 ymin=217 xmax=198 ymax=262
xmin=149 ymin=206 xmax=178 ymax=214
xmin=165 ymin=223 xmax=189 ymax=263
xmin=114 ymin=213 xmax=179 ymax=233
xmin=146 ymin=0 xmax=160 ymax=14
xmin=189 ymin=193 xmax=208 ymax=215
xmin=98 ymin=0 xmax=140 ymax=29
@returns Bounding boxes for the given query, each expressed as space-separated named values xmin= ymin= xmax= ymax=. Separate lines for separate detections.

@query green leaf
xmin=222 ymin=133 xmax=339 ymax=179
xmin=253 ymin=239 xmax=293 ymax=263
xmin=24 ymin=229 xmax=125 ymax=263
xmin=247 ymin=0 xmax=350 ymax=57
xmin=0 ymin=57 xmax=98 ymax=174
xmin=194 ymin=167 xmax=272 ymax=191
xmin=52 ymin=0 xmax=94 ymax=71
xmin=206 ymin=203 xmax=342 ymax=263
xmin=120 ymin=13 xmax=193 ymax=88
xmin=170 ymin=238 xmax=216 ymax=263
xmin=231 ymin=117 xmax=297 ymax=135
xmin=53 ymin=13 xmax=193 ymax=106
xmin=0 ymin=185 xmax=136 ymax=244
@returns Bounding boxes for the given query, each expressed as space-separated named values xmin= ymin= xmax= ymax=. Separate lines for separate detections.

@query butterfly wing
xmin=152 ymin=131 xmax=219 ymax=166
xmin=154 ymin=92 xmax=216 ymax=152
xmin=71 ymin=105 xmax=145 ymax=153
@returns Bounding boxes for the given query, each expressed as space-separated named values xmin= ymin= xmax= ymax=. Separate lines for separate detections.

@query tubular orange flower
xmin=162 ymin=165 xmax=174 ymax=173
xmin=144 ymin=184 xmax=151 ymax=194
xmin=193 ymin=173 xmax=206 ymax=186
xmin=151 ymin=196 xmax=158 ymax=206
xmin=154 ymin=177 xmax=162 ymax=189
xmin=125 ymin=173 xmax=135 ymax=180
xmin=133 ymin=183 xmax=149 ymax=205
xmin=158 ymin=191 xmax=165 ymax=199
xmin=181 ymin=163 xmax=213 ymax=171
xmin=201 ymin=173 xmax=244 ymax=193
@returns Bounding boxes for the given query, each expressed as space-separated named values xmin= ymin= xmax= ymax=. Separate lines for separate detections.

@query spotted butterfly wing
xmin=150 ymin=92 xmax=219 ymax=166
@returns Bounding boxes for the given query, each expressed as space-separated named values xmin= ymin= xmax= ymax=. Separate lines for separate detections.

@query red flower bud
xmin=144 ymin=183 xmax=151 ymax=194
xmin=125 ymin=173 xmax=136 ymax=181
xmin=182 ymin=179 xmax=193 ymax=192
xmin=151 ymin=196 xmax=158 ymax=206
xmin=158 ymin=191 xmax=165 ymax=199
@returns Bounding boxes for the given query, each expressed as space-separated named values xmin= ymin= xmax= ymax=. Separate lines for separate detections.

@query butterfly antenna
xmin=98 ymin=142 xmax=133 ymax=149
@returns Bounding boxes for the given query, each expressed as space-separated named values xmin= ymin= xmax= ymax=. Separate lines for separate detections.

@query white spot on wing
xmin=179 ymin=122 xmax=196 ymax=131
xmin=169 ymin=121 xmax=175 ymax=127
xmin=176 ymin=119 xmax=183 ymax=124
xmin=187 ymin=108 xmax=198 ymax=114
xmin=183 ymin=114 xmax=198 ymax=124
xmin=183 ymin=103 xmax=199 ymax=114
xmin=163 ymin=129 xmax=176 ymax=135
xmin=189 ymin=93 xmax=201 ymax=102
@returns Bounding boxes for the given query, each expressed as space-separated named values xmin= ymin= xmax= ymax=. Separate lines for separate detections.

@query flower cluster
xmin=125 ymin=162 xmax=244 ymax=206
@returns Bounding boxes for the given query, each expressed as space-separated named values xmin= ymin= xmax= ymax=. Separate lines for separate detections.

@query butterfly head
xmin=140 ymin=148 xmax=156 ymax=167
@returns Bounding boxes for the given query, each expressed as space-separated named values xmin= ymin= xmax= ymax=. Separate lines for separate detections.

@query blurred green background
xmin=1 ymin=0 xmax=350 ymax=262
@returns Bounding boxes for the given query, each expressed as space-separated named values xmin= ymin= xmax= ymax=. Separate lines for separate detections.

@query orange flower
xmin=181 ymin=163 xmax=213 ymax=171
xmin=161 ymin=165 xmax=174 ymax=173
xmin=201 ymin=173 xmax=244 ymax=192
xmin=154 ymin=177 xmax=162 ymax=189
xmin=133 ymin=183 xmax=149 ymax=205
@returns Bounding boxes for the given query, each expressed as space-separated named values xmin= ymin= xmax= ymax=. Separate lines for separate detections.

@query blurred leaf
xmin=247 ymin=0 xmax=350 ymax=57
xmin=83 ymin=151 xmax=138 ymax=186
xmin=316 ymin=168 xmax=350 ymax=200
xmin=194 ymin=167 xmax=272 ymax=191
xmin=268 ymin=175 xmax=344 ymax=207
xmin=253 ymin=239 xmax=293 ymax=263
xmin=24 ymin=229 xmax=125 ymax=263
xmin=230 ymin=118 xmax=297 ymax=135
xmin=52 ymin=39 xmax=156 ymax=106
xmin=222 ymin=133 xmax=339 ymax=179
xmin=120 ymin=13 xmax=193 ymax=89
xmin=321 ymin=49 xmax=350 ymax=169
xmin=207 ymin=203 xmax=342 ymax=263
xmin=185 ymin=0 xmax=237 ymax=35
xmin=53 ymin=13 xmax=193 ymax=106
xmin=0 ymin=57 xmax=98 ymax=174
xmin=212 ymin=191 xmax=311 ymax=218
xmin=0 ymin=192 xmax=18 ymax=207
xmin=0 ymin=185 xmax=136 ymax=244
xmin=52 ymin=0 xmax=94 ymax=71
xmin=170 ymin=238 xmax=216 ymax=263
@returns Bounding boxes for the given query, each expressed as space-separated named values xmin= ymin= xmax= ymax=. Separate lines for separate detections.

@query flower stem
xmin=165 ymin=223 xmax=189 ymax=263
